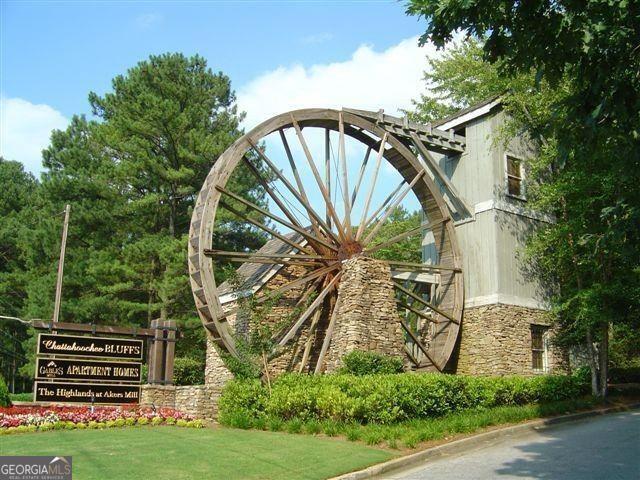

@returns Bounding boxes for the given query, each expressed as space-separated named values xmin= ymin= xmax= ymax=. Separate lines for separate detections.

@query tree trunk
xmin=599 ymin=321 xmax=609 ymax=399
xmin=586 ymin=328 xmax=601 ymax=397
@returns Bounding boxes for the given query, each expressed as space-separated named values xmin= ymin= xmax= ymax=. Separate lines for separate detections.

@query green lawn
xmin=0 ymin=426 xmax=394 ymax=480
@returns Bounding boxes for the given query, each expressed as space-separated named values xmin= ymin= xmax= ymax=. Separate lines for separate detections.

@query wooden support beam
xmin=403 ymin=344 xmax=420 ymax=366
xmin=251 ymin=136 xmax=340 ymax=245
xmin=410 ymin=132 xmax=473 ymax=217
xmin=396 ymin=300 xmax=441 ymax=324
xmin=298 ymin=307 xmax=323 ymax=373
xmin=240 ymin=154 xmax=326 ymax=254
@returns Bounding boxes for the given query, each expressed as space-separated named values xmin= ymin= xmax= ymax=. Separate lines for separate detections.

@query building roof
xmin=433 ymin=96 xmax=502 ymax=131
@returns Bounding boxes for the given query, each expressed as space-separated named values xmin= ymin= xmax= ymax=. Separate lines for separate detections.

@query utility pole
xmin=52 ymin=204 xmax=70 ymax=324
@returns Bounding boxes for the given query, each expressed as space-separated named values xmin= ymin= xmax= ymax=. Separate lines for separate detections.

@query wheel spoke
xmin=278 ymin=272 xmax=342 ymax=346
xmin=393 ymin=281 xmax=460 ymax=324
xmin=205 ymin=250 xmax=333 ymax=261
xmin=355 ymin=132 xmax=387 ymax=241
xmin=338 ymin=112 xmax=351 ymax=237
xmin=382 ymin=259 xmax=461 ymax=273
xmin=290 ymin=115 xmax=347 ymax=241
xmin=216 ymin=184 xmax=338 ymax=252
xmin=363 ymin=170 xmax=426 ymax=245
xmin=350 ymin=145 xmax=372 ymax=207
xmin=215 ymin=263 xmax=340 ymax=321
xmin=218 ymin=199 xmax=309 ymax=253
xmin=314 ymin=292 xmax=342 ymax=374
xmin=363 ymin=218 xmax=448 ymax=255
xmin=400 ymin=319 xmax=441 ymax=371
xmin=324 ymin=128 xmax=331 ymax=229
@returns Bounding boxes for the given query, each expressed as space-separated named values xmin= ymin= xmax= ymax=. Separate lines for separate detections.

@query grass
xmin=0 ymin=426 xmax=394 ymax=480
xmin=228 ymin=397 xmax=602 ymax=450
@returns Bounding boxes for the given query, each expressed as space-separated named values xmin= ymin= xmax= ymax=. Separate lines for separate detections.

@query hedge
xmin=339 ymin=351 xmax=404 ymax=375
xmin=0 ymin=376 xmax=10 ymax=408
xmin=219 ymin=372 xmax=589 ymax=426
xmin=173 ymin=357 xmax=205 ymax=385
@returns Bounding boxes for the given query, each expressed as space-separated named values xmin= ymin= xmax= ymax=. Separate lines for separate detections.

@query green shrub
xmin=151 ymin=416 xmax=164 ymax=426
xmin=165 ymin=417 xmax=176 ymax=425
xmin=0 ymin=375 xmax=11 ymax=407
xmin=339 ymin=350 xmax=404 ymax=376
xmin=9 ymin=392 xmax=32 ymax=402
xmin=173 ymin=357 xmax=205 ymax=386
xmin=219 ymin=372 xmax=589 ymax=427
xmin=137 ymin=417 xmax=149 ymax=425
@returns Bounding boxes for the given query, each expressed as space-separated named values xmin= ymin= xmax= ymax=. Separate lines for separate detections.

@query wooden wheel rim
xmin=188 ymin=108 xmax=464 ymax=371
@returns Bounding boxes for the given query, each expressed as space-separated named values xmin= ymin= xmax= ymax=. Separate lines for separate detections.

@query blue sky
xmin=1 ymin=1 xmax=443 ymax=176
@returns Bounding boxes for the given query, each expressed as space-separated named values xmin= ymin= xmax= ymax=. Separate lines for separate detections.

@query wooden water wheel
xmin=188 ymin=108 xmax=465 ymax=372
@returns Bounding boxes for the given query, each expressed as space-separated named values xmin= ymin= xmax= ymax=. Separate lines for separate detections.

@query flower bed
xmin=0 ymin=405 xmax=205 ymax=434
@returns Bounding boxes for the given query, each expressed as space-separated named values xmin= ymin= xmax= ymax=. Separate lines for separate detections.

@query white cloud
xmin=237 ymin=36 xmax=442 ymax=130
xmin=0 ymin=97 xmax=68 ymax=175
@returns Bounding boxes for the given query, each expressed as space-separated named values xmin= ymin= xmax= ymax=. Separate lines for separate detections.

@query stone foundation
xmin=323 ymin=256 xmax=405 ymax=372
xmin=456 ymin=303 xmax=568 ymax=375
xmin=204 ymin=337 xmax=234 ymax=388
xmin=140 ymin=384 xmax=222 ymax=420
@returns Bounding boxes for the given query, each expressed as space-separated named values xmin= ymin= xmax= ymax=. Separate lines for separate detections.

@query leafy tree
xmin=406 ymin=2 xmax=640 ymax=397
xmin=368 ymin=207 xmax=422 ymax=263
xmin=0 ymin=159 xmax=38 ymax=391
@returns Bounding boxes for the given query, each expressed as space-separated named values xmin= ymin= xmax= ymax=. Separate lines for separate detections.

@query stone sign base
xmin=140 ymin=384 xmax=222 ymax=420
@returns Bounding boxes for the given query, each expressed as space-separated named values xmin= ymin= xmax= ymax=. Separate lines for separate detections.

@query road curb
xmin=331 ymin=402 xmax=640 ymax=480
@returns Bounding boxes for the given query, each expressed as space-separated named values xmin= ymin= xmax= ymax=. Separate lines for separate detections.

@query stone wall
xmin=204 ymin=337 xmax=234 ymax=388
xmin=140 ymin=384 xmax=222 ymax=420
xmin=323 ymin=256 xmax=405 ymax=372
xmin=456 ymin=303 xmax=568 ymax=375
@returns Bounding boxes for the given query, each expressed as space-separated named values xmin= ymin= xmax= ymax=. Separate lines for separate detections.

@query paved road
xmin=386 ymin=410 xmax=640 ymax=480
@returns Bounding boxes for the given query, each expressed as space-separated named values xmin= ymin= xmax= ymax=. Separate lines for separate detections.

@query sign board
xmin=37 ymin=333 xmax=143 ymax=361
xmin=36 ymin=357 xmax=141 ymax=383
xmin=34 ymin=381 xmax=140 ymax=404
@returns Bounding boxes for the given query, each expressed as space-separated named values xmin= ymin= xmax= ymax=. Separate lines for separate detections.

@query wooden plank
xmin=361 ymin=179 xmax=404 ymax=234
xmin=325 ymin=128 xmax=331 ymax=229
xmin=31 ymin=321 xmax=158 ymax=338
xmin=351 ymin=145 xmax=372 ymax=207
